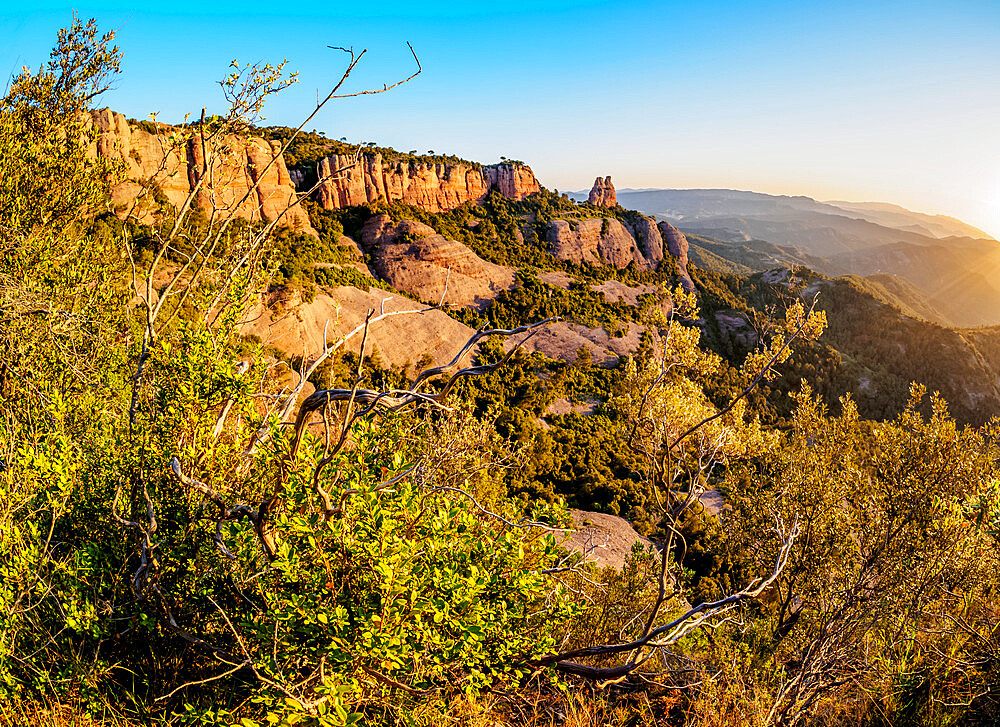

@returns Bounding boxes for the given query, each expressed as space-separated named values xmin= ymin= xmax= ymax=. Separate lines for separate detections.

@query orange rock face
xmin=360 ymin=214 xmax=517 ymax=309
xmin=315 ymin=153 xmax=541 ymax=213
xmin=587 ymin=176 xmax=617 ymax=208
xmin=546 ymin=218 xmax=661 ymax=271
xmin=657 ymin=221 xmax=695 ymax=292
xmin=88 ymin=108 xmax=314 ymax=233
xmin=239 ymin=285 xmax=478 ymax=370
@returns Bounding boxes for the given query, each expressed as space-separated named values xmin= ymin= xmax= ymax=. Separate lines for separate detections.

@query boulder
xmin=561 ymin=510 xmax=655 ymax=571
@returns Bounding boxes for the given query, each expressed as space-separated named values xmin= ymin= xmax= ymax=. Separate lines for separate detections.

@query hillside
xmin=90 ymin=118 xmax=1000 ymax=425
xmin=606 ymin=187 xmax=994 ymax=248
xmin=699 ymin=268 xmax=1000 ymax=425
xmin=825 ymin=239 xmax=1000 ymax=327
xmin=77 ymin=107 xmax=1000 ymax=432
xmin=5 ymin=19 xmax=1000 ymax=727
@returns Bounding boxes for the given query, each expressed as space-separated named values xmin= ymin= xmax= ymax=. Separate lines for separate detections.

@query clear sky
xmin=3 ymin=0 xmax=999 ymax=237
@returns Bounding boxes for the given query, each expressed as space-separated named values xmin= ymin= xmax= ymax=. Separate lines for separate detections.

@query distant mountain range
xmin=823 ymin=200 xmax=991 ymax=241
xmin=567 ymin=188 xmax=1000 ymax=327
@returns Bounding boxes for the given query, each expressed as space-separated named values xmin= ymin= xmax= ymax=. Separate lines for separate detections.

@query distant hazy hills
xmin=604 ymin=189 xmax=993 ymax=248
xmin=571 ymin=188 xmax=1000 ymax=328
xmin=824 ymin=200 xmax=991 ymax=241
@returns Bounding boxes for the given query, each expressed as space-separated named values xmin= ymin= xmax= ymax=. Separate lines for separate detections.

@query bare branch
xmin=531 ymin=518 xmax=800 ymax=679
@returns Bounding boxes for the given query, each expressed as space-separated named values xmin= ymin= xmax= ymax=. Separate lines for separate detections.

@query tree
xmin=514 ymin=289 xmax=826 ymax=683
xmin=0 ymin=14 xmax=121 ymax=239
xmin=727 ymin=384 xmax=1000 ymax=725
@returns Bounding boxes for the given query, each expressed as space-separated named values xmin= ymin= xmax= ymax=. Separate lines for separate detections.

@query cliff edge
xmin=89 ymin=108 xmax=314 ymax=233
xmin=314 ymin=153 xmax=540 ymax=213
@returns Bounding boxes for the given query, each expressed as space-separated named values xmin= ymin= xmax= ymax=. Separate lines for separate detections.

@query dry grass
xmin=0 ymin=696 xmax=132 ymax=727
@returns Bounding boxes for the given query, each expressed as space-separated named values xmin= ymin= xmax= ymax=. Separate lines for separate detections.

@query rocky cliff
xmin=88 ymin=109 xmax=314 ymax=232
xmin=587 ymin=176 xmax=617 ymax=208
xmin=314 ymin=153 xmax=541 ymax=213
xmin=360 ymin=214 xmax=517 ymax=308
xmin=658 ymin=221 xmax=695 ymax=291
xmin=546 ymin=216 xmax=664 ymax=271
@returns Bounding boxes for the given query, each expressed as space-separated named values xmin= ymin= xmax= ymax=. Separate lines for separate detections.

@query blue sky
xmin=3 ymin=0 xmax=999 ymax=236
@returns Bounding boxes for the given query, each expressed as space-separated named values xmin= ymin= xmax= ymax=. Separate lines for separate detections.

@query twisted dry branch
xmin=288 ymin=317 xmax=558 ymax=459
xmin=530 ymin=517 xmax=800 ymax=680
xmin=172 ymin=316 xmax=558 ymax=561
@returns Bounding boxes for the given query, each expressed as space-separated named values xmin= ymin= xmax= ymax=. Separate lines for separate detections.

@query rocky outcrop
xmin=547 ymin=218 xmax=657 ymax=271
xmin=561 ymin=510 xmax=655 ymax=571
xmin=88 ymin=108 xmax=314 ymax=233
xmin=505 ymin=320 xmax=646 ymax=366
xmin=587 ymin=176 xmax=617 ymax=208
xmin=314 ymin=154 xmax=541 ymax=213
xmin=537 ymin=270 xmax=574 ymax=290
xmin=543 ymin=215 xmax=695 ymax=288
xmin=714 ymin=310 xmax=757 ymax=349
xmin=239 ymin=285 xmax=477 ymax=369
xmin=360 ymin=214 xmax=517 ymax=309
xmin=658 ymin=221 xmax=696 ymax=292
xmin=630 ymin=215 xmax=664 ymax=265
xmin=591 ymin=280 xmax=660 ymax=306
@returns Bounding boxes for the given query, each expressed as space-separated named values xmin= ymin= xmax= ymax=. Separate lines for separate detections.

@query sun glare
xmin=989 ymin=184 xmax=1000 ymax=240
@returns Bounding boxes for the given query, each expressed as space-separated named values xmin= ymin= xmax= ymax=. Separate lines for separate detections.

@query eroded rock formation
xmin=658 ymin=221 xmax=696 ymax=292
xmin=587 ymin=176 xmax=617 ymax=208
xmin=88 ymin=109 xmax=314 ymax=233
xmin=543 ymin=213 xmax=696 ymax=293
xmin=630 ymin=215 xmax=664 ymax=265
xmin=546 ymin=217 xmax=662 ymax=271
xmin=315 ymin=154 xmax=541 ymax=213
xmin=360 ymin=214 xmax=517 ymax=309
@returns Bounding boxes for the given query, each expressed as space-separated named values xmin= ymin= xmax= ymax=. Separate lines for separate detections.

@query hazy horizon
xmin=3 ymin=0 xmax=998 ymax=237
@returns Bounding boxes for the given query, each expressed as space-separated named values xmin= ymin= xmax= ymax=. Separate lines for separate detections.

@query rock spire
xmin=588 ymin=176 xmax=617 ymax=208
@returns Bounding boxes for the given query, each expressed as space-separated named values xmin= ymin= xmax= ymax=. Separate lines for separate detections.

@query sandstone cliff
xmin=658 ymin=221 xmax=696 ymax=291
xmin=314 ymin=153 xmax=540 ymax=212
xmin=588 ymin=176 xmax=617 ymax=208
xmin=630 ymin=215 xmax=664 ymax=265
xmin=360 ymin=214 xmax=517 ymax=308
xmin=546 ymin=215 xmax=665 ymax=272
xmin=88 ymin=109 xmax=314 ymax=233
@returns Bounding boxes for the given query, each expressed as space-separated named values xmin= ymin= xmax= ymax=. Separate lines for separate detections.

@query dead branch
xmin=530 ymin=517 xmax=799 ymax=680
